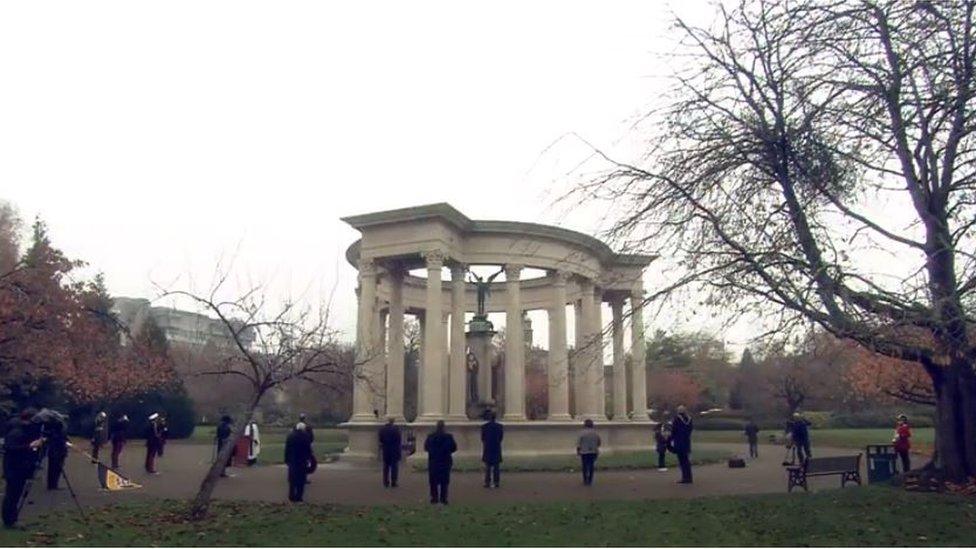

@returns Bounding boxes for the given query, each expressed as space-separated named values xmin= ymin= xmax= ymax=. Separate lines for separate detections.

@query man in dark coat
xmin=3 ymin=409 xmax=43 ymax=529
xmin=744 ymin=419 xmax=760 ymax=459
xmin=480 ymin=412 xmax=503 ymax=488
xmin=109 ymin=414 xmax=129 ymax=470
xmin=790 ymin=412 xmax=812 ymax=463
xmin=90 ymin=411 xmax=107 ymax=464
xmin=144 ymin=413 xmax=163 ymax=474
xmin=424 ymin=420 xmax=457 ymax=505
xmin=671 ymin=405 xmax=694 ymax=484
xmin=215 ymin=415 xmax=233 ymax=477
xmin=377 ymin=417 xmax=402 ymax=488
xmin=44 ymin=417 xmax=68 ymax=490
xmin=284 ymin=423 xmax=313 ymax=502
xmin=653 ymin=421 xmax=670 ymax=471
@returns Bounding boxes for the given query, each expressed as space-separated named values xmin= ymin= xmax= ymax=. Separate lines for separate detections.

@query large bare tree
xmin=572 ymin=0 xmax=976 ymax=480
xmin=160 ymin=271 xmax=364 ymax=519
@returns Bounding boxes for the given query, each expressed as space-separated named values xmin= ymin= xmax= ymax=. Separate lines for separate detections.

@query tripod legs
xmin=59 ymin=468 xmax=87 ymax=522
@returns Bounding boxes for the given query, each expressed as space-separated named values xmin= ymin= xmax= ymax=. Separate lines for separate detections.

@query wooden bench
xmin=786 ymin=454 xmax=862 ymax=492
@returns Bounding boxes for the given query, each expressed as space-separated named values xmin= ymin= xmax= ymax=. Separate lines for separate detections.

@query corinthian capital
xmin=552 ymin=270 xmax=572 ymax=286
xmin=504 ymin=263 xmax=523 ymax=280
xmin=358 ymin=257 xmax=377 ymax=276
xmin=422 ymin=249 xmax=446 ymax=269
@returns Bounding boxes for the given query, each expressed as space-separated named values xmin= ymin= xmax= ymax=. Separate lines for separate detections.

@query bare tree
xmin=159 ymin=272 xmax=364 ymax=520
xmin=571 ymin=1 xmax=976 ymax=480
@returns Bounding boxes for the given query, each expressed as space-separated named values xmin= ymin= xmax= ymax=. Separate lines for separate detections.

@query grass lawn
xmin=3 ymin=487 xmax=973 ymax=546
xmin=697 ymin=428 xmax=936 ymax=454
xmin=410 ymin=448 xmax=730 ymax=472
xmin=185 ymin=426 xmax=347 ymax=465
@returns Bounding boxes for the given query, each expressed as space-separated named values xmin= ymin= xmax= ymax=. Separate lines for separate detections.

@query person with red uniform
xmin=893 ymin=414 xmax=912 ymax=473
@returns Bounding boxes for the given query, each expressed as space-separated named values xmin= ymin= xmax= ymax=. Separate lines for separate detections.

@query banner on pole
xmin=97 ymin=463 xmax=142 ymax=491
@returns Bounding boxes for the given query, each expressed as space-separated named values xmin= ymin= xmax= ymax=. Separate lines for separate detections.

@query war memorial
xmin=340 ymin=203 xmax=655 ymax=461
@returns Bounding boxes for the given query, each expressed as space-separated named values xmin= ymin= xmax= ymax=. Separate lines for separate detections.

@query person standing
xmin=576 ymin=419 xmax=601 ymax=486
xmin=244 ymin=420 xmax=261 ymax=466
xmin=90 ymin=411 xmax=108 ymax=464
xmin=284 ymin=423 xmax=313 ymax=502
xmin=744 ymin=419 xmax=760 ymax=459
xmin=299 ymin=413 xmax=317 ymax=480
xmin=790 ymin=412 xmax=812 ymax=464
xmin=3 ymin=409 xmax=43 ymax=529
xmin=45 ymin=417 xmax=69 ymax=490
xmin=893 ymin=414 xmax=912 ymax=473
xmin=481 ymin=412 xmax=504 ymax=488
xmin=158 ymin=415 xmax=169 ymax=457
xmin=145 ymin=413 xmax=163 ymax=474
xmin=653 ymin=422 xmax=669 ymax=471
xmin=671 ymin=406 xmax=694 ymax=484
xmin=378 ymin=417 xmax=402 ymax=488
xmin=109 ymin=414 xmax=129 ymax=470
xmin=215 ymin=415 xmax=233 ymax=477
xmin=424 ymin=420 xmax=457 ymax=505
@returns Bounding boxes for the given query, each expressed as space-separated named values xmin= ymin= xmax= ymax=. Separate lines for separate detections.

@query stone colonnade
xmin=350 ymin=253 xmax=649 ymax=423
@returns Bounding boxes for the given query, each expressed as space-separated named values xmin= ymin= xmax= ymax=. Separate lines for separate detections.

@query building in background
xmin=111 ymin=297 xmax=255 ymax=348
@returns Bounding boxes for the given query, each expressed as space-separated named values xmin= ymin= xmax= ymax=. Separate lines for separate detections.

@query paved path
xmin=15 ymin=440 xmax=887 ymax=518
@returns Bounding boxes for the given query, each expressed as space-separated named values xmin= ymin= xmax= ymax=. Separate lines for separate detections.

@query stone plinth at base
xmin=338 ymin=419 xmax=657 ymax=463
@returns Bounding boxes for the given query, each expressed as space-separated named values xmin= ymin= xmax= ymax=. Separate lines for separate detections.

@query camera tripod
xmin=17 ymin=444 xmax=87 ymax=523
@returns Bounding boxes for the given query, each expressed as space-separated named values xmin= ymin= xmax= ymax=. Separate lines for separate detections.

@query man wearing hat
xmin=284 ymin=422 xmax=313 ymax=502
xmin=3 ymin=408 xmax=44 ymax=528
xmin=90 ymin=411 xmax=108 ymax=464
xmin=144 ymin=413 xmax=164 ymax=474
xmin=110 ymin=414 xmax=129 ymax=470
xmin=377 ymin=417 xmax=402 ymax=488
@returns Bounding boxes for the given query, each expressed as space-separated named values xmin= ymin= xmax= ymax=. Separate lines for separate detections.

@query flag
xmin=97 ymin=463 xmax=142 ymax=491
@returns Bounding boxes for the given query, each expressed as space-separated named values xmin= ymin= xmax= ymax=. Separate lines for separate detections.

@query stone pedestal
xmin=466 ymin=315 xmax=496 ymax=418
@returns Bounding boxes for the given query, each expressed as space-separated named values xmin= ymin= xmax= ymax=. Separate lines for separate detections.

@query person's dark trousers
xmin=90 ymin=442 xmax=101 ymax=463
xmin=383 ymin=459 xmax=399 ymax=487
xmin=657 ymin=451 xmax=667 ymax=469
xmin=145 ymin=446 xmax=158 ymax=473
xmin=580 ymin=454 xmax=597 ymax=485
xmin=796 ymin=440 xmax=811 ymax=463
xmin=428 ymin=471 xmax=449 ymax=504
xmin=111 ymin=441 xmax=124 ymax=469
xmin=46 ymin=454 xmax=65 ymax=490
xmin=677 ymin=452 xmax=693 ymax=483
xmin=897 ymin=449 xmax=911 ymax=473
xmin=484 ymin=463 xmax=500 ymax=487
xmin=2 ymin=475 xmax=28 ymax=527
xmin=288 ymin=467 xmax=307 ymax=502
xmin=748 ymin=441 xmax=759 ymax=458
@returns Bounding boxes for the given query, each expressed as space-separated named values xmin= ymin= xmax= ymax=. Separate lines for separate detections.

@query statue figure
xmin=467 ymin=267 xmax=505 ymax=317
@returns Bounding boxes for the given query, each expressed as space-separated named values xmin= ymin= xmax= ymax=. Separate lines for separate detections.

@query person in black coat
xmin=284 ymin=423 xmax=313 ymax=502
xmin=145 ymin=413 xmax=163 ymax=474
xmin=215 ymin=415 xmax=233 ymax=477
xmin=670 ymin=406 xmax=694 ymax=484
xmin=109 ymin=414 xmax=129 ymax=470
xmin=3 ymin=409 xmax=43 ymax=529
xmin=424 ymin=420 xmax=457 ymax=505
xmin=44 ymin=418 xmax=68 ymax=490
xmin=790 ymin=413 xmax=812 ymax=463
xmin=377 ymin=417 xmax=402 ymax=488
xmin=480 ymin=412 xmax=503 ymax=488
xmin=653 ymin=422 xmax=670 ymax=471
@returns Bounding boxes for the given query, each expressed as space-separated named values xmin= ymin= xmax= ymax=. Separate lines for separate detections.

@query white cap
xmin=148 ymin=413 xmax=159 ymax=420
xmin=295 ymin=422 xmax=307 ymax=431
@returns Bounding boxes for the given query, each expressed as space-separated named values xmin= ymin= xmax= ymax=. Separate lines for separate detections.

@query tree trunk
xmin=932 ymin=361 xmax=976 ymax=482
xmin=187 ymin=392 xmax=263 ymax=520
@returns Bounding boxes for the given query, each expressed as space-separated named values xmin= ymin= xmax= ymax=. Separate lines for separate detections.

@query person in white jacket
xmin=243 ymin=421 xmax=261 ymax=465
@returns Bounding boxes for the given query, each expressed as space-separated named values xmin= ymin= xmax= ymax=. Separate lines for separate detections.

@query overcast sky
xmin=1 ymin=1 xmax=748 ymax=352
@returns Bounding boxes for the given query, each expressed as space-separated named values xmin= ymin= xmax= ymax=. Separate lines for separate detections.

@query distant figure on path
xmin=145 ymin=412 xmax=164 ymax=474
xmin=284 ymin=423 xmax=313 ymax=502
xmin=215 ymin=415 xmax=234 ymax=477
xmin=653 ymin=422 xmax=669 ymax=471
xmin=481 ymin=412 xmax=504 ymax=488
xmin=90 ymin=411 xmax=108 ymax=464
xmin=424 ymin=420 xmax=457 ymax=504
xmin=671 ymin=406 xmax=694 ymax=484
xmin=109 ymin=414 xmax=129 ymax=470
xmin=790 ymin=412 xmax=812 ymax=464
xmin=893 ymin=414 xmax=912 ymax=473
xmin=244 ymin=420 xmax=261 ymax=466
xmin=744 ymin=419 xmax=760 ymax=459
xmin=576 ymin=419 xmax=601 ymax=485
xmin=299 ymin=413 xmax=316 ymax=480
xmin=378 ymin=417 xmax=402 ymax=488
xmin=158 ymin=415 xmax=169 ymax=457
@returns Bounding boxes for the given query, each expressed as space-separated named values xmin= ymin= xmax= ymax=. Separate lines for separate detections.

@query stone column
xmin=417 ymin=312 xmax=426 ymax=413
xmin=591 ymin=287 xmax=608 ymax=421
xmin=386 ymin=269 xmax=405 ymax=420
xmin=547 ymin=271 xmax=572 ymax=420
xmin=419 ymin=250 xmax=446 ymax=419
xmin=577 ymin=279 xmax=596 ymax=418
xmin=610 ymin=297 xmax=628 ymax=420
xmin=503 ymin=263 xmax=525 ymax=420
xmin=572 ymin=298 xmax=583 ymax=417
xmin=352 ymin=258 xmax=379 ymax=421
xmin=448 ymin=265 xmax=468 ymax=419
xmin=374 ymin=308 xmax=388 ymax=416
xmin=630 ymin=286 xmax=648 ymax=419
